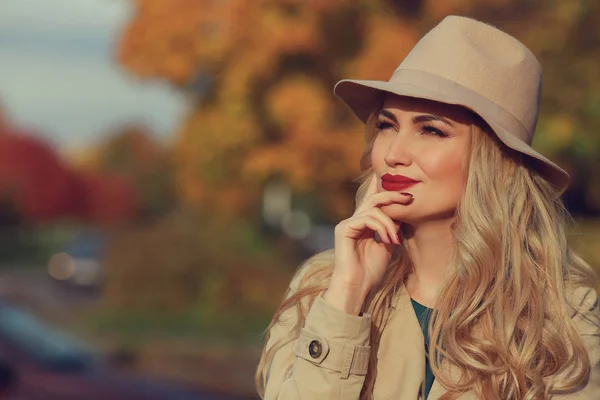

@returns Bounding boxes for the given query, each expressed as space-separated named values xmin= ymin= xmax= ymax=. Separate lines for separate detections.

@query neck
xmin=402 ymin=218 xmax=455 ymax=307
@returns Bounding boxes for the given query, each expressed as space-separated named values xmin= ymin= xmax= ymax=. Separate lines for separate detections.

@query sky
xmin=0 ymin=0 xmax=189 ymax=151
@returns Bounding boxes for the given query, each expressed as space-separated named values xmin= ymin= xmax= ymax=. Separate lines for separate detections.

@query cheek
xmin=422 ymin=152 xmax=467 ymax=197
xmin=423 ymin=149 xmax=464 ymax=179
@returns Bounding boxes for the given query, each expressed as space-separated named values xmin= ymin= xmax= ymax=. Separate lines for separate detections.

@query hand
xmin=324 ymin=174 xmax=413 ymax=315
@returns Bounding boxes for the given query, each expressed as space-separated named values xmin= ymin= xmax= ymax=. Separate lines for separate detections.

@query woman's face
xmin=371 ymin=94 xmax=473 ymax=225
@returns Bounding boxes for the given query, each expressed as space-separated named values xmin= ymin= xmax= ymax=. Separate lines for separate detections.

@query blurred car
xmin=0 ymin=298 xmax=246 ymax=399
xmin=47 ymin=229 xmax=107 ymax=290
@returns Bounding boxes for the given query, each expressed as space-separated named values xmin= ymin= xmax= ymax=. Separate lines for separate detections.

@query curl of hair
xmin=255 ymin=110 xmax=597 ymax=400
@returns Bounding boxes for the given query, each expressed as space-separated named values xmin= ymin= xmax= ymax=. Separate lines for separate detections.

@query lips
xmin=381 ymin=173 xmax=419 ymax=191
xmin=381 ymin=181 xmax=417 ymax=191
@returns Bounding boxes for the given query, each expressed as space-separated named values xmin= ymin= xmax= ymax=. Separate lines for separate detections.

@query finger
xmin=365 ymin=173 xmax=379 ymax=197
xmin=356 ymin=208 xmax=402 ymax=245
xmin=356 ymin=190 xmax=413 ymax=214
xmin=362 ymin=216 xmax=393 ymax=244
xmin=343 ymin=215 xmax=392 ymax=244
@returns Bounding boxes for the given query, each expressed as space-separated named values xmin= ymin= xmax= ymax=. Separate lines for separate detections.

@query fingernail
xmin=400 ymin=192 xmax=413 ymax=197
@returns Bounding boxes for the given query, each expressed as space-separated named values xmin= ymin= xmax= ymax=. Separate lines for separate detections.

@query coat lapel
xmin=373 ymin=285 xmax=426 ymax=399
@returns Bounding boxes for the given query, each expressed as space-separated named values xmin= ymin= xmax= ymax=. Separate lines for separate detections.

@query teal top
xmin=410 ymin=298 xmax=435 ymax=400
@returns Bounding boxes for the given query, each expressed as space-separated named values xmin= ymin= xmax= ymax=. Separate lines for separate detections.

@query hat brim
xmin=334 ymin=72 xmax=570 ymax=195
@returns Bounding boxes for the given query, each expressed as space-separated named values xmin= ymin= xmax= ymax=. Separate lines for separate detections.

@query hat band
xmin=386 ymin=69 xmax=533 ymax=144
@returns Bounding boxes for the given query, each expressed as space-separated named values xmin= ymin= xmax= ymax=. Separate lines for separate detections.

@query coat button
xmin=308 ymin=340 xmax=322 ymax=358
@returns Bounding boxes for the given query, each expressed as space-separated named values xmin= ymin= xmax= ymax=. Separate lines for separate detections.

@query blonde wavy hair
xmin=256 ymin=108 xmax=598 ymax=399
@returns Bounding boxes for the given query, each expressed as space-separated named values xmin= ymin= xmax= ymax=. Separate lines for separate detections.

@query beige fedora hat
xmin=334 ymin=15 xmax=570 ymax=196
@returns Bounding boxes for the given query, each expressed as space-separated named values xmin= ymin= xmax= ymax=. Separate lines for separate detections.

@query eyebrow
xmin=378 ymin=109 xmax=455 ymax=127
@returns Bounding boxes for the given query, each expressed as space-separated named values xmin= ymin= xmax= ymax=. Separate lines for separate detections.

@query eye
xmin=376 ymin=119 xmax=395 ymax=132
xmin=421 ymin=125 xmax=448 ymax=138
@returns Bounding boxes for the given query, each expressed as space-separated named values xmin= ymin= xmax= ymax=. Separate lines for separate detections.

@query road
xmin=0 ymin=267 xmax=98 ymax=322
xmin=0 ymin=267 xmax=261 ymax=399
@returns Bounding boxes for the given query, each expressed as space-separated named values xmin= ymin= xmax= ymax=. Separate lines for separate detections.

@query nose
xmin=383 ymin=128 xmax=414 ymax=167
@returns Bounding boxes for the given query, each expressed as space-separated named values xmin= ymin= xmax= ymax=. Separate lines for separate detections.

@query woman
xmin=255 ymin=15 xmax=600 ymax=399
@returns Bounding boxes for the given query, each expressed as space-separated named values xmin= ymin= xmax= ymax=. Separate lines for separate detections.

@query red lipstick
xmin=381 ymin=173 xmax=419 ymax=191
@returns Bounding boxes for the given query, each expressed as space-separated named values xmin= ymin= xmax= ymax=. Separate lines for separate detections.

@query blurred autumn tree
xmin=80 ymin=125 xmax=177 ymax=219
xmin=70 ymin=171 xmax=137 ymax=225
xmin=118 ymin=0 xmax=422 ymax=220
xmin=0 ymin=129 xmax=138 ymax=228
xmin=118 ymin=0 xmax=600 ymax=220
xmin=0 ymin=130 xmax=137 ymax=261
xmin=0 ymin=132 xmax=78 ymax=224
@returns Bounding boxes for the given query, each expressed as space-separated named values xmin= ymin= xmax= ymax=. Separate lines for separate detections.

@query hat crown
xmin=394 ymin=16 xmax=542 ymax=137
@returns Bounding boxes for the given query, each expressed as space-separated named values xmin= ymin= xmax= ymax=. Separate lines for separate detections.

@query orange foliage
xmin=119 ymin=1 xmax=423 ymax=219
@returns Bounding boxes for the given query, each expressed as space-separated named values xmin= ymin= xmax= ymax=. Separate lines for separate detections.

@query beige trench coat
xmin=262 ymin=275 xmax=600 ymax=399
